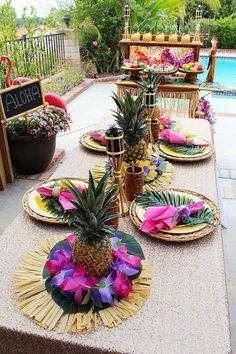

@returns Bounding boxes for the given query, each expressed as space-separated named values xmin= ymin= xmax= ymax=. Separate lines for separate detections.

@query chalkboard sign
xmin=0 ymin=79 xmax=44 ymax=120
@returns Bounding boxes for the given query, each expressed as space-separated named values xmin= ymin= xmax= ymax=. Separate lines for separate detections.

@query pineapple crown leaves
xmin=111 ymin=91 xmax=148 ymax=145
xmin=65 ymin=172 xmax=118 ymax=241
xmin=137 ymin=70 xmax=163 ymax=93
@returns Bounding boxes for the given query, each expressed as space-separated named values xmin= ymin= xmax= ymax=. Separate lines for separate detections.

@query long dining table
xmin=0 ymin=117 xmax=232 ymax=354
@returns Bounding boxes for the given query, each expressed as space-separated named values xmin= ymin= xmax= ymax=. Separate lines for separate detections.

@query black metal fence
xmin=5 ymin=33 xmax=65 ymax=78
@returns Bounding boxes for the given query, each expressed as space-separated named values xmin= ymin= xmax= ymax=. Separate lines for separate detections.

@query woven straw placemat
xmin=22 ymin=177 xmax=88 ymax=224
xmin=130 ymin=188 xmax=220 ymax=242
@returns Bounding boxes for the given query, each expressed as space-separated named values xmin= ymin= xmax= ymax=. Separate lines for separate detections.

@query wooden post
xmin=0 ymin=116 xmax=14 ymax=185
xmin=0 ymin=147 xmax=7 ymax=190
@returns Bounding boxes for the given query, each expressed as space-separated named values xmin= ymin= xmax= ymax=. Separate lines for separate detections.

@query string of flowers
xmin=44 ymin=233 xmax=142 ymax=306
xmin=195 ymin=97 xmax=216 ymax=124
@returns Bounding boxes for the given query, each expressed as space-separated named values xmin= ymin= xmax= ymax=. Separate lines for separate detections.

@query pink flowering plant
xmin=43 ymin=231 xmax=144 ymax=312
xmin=7 ymin=106 xmax=71 ymax=138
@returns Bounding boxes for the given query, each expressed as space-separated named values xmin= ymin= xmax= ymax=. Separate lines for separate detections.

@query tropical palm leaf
xmin=160 ymin=139 xmax=205 ymax=155
xmin=40 ymin=195 xmax=75 ymax=225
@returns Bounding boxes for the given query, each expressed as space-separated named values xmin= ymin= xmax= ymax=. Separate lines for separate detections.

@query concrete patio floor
xmin=0 ymin=82 xmax=236 ymax=351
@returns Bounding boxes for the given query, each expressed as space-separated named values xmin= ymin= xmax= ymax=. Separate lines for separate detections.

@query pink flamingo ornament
xmin=1 ymin=55 xmax=67 ymax=112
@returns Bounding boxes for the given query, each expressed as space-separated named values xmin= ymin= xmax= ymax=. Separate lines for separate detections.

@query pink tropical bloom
xmin=45 ymin=250 xmax=73 ymax=275
xmin=112 ymin=245 xmax=141 ymax=268
xmin=67 ymin=234 xmax=76 ymax=247
xmin=113 ymin=272 xmax=132 ymax=298
xmin=61 ymin=266 xmax=96 ymax=304
xmin=92 ymin=40 xmax=98 ymax=47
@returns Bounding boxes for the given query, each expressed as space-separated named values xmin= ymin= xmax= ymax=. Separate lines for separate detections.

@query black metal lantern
xmin=63 ymin=14 xmax=72 ymax=28
xmin=105 ymin=125 xmax=128 ymax=217
xmin=105 ymin=126 xmax=124 ymax=158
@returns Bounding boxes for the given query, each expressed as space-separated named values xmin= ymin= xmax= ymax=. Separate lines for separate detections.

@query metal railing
xmin=5 ymin=33 xmax=65 ymax=78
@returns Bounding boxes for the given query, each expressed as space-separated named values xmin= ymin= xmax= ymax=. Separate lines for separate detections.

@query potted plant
xmin=130 ymin=24 xmax=141 ymax=41
xmin=142 ymin=25 xmax=153 ymax=42
xmin=7 ymin=106 xmax=71 ymax=174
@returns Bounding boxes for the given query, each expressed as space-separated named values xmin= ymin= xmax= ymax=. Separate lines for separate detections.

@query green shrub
xmin=186 ymin=15 xmax=236 ymax=48
xmin=43 ymin=67 xmax=83 ymax=96
xmin=82 ymin=61 xmax=98 ymax=78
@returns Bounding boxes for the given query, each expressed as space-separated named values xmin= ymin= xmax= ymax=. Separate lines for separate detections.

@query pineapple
xmin=66 ymin=172 xmax=118 ymax=277
xmin=112 ymin=91 xmax=148 ymax=163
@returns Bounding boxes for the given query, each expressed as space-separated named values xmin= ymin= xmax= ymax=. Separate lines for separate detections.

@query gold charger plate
xmin=158 ymin=141 xmax=214 ymax=162
xmin=23 ymin=178 xmax=88 ymax=224
xmin=130 ymin=188 xmax=220 ymax=242
xmin=80 ymin=130 xmax=106 ymax=153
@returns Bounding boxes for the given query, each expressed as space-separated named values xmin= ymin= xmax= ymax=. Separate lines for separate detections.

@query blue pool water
xmin=198 ymin=57 xmax=236 ymax=89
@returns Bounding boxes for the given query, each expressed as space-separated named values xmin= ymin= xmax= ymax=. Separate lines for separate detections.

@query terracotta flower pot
xmin=151 ymin=120 xmax=160 ymax=140
xmin=125 ymin=166 xmax=144 ymax=201
xmin=8 ymin=134 xmax=56 ymax=174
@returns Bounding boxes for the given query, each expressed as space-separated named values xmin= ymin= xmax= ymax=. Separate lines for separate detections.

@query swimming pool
xmin=199 ymin=56 xmax=236 ymax=90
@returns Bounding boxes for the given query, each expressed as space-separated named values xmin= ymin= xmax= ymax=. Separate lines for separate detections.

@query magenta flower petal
xmin=45 ymin=251 xmax=68 ymax=274
xmin=67 ymin=234 xmax=76 ymax=247
xmin=113 ymin=272 xmax=132 ymax=298
xmin=75 ymin=289 xmax=83 ymax=304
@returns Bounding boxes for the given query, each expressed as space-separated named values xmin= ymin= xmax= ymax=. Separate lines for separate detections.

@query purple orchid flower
xmin=152 ymin=156 xmax=160 ymax=168
xmin=110 ymin=235 xmax=124 ymax=250
xmin=50 ymin=267 xmax=75 ymax=287
xmin=178 ymin=207 xmax=191 ymax=223
xmin=91 ymin=271 xmax=116 ymax=305
xmin=143 ymin=166 xmax=150 ymax=177
xmin=50 ymin=243 xmax=72 ymax=260
xmin=112 ymin=259 xmax=140 ymax=277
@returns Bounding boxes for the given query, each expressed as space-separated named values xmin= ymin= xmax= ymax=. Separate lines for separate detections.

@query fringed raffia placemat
xmin=13 ymin=236 xmax=152 ymax=333
xmin=92 ymin=160 xmax=174 ymax=192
